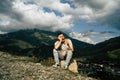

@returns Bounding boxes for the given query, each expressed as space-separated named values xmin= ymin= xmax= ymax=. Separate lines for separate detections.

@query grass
xmin=0 ymin=51 xmax=97 ymax=80
xmin=40 ymin=57 xmax=54 ymax=66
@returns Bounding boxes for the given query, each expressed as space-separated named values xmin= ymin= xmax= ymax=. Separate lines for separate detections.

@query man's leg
xmin=53 ymin=49 xmax=60 ymax=66
xmin=64 ymin=50 xmax=73 ymax=69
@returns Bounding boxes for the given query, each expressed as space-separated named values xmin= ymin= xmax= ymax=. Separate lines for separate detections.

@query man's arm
xmin=68 ymin=39 xmax=74 ymax=52
xmin=54 ymin=35 xmax=63 ymax=49
xmin=54 ymin=41 xmax=62 ymax=49
xmin=70 ymin=44 xmax=74 ymax=52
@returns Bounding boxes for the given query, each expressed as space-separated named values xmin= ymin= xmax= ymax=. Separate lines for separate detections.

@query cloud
xmin=73 ymin=0 xmax=120 ymax=29
xmin=69 ymin=31 xmax=116 ymax=44
xmin=0 ymin=0 xmax=73 ymax=32
xmin=0 ymin=0 xmax=23 ymax=21
xmin=37 ymin=0 xmax=74 ymax=14
xmin=100 ymin=13 xmax=120 ymax=30
xmin=0 ymin=0 xmax=120 ymax=33
xmin=69 ymin=32 xmax=96 ymax=44
xmin=0 ymin=30 xmax=7 ymax=34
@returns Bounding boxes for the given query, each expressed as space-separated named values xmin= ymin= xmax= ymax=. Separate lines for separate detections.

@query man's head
xmin=57 ymin=32 xmax=65 ymax=41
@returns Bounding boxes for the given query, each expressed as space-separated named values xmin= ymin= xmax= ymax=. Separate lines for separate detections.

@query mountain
xmin=84 ymin=36 xmax=120 ymax=55
xmin=0 ymin=29 xmax=92 ymax=60
xmin=106 ymin=49 xmax=120 ymax=63
xmin=82 ymin=36 xmax=120 ymax=63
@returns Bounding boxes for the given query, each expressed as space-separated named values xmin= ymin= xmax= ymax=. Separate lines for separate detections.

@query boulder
xmin=60 ymin=59 xmax=78 ymax=73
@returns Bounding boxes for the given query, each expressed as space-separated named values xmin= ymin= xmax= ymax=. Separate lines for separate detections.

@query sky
xmin=0 ymin=0 xmax=120 ymax=44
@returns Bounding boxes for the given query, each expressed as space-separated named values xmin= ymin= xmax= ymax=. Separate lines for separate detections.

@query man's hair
xmin=57 ymin=32 xmax=63 ymax=37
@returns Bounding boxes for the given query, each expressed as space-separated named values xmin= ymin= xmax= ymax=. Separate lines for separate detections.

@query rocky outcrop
xmin=0 ymin=51 xmax=95 ymax=80
xmin=60 ymin=60 xmax=78 ymax=73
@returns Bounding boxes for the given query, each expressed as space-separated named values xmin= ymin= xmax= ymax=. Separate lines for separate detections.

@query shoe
xmin=53 ymin=64 xmax=60 ymax=68
xmin=64 ymin=65 xmax=68 ymax=69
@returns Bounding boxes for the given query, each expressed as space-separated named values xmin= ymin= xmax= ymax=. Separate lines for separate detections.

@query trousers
xmin=53 ymin=49 xmax=73 ymax=66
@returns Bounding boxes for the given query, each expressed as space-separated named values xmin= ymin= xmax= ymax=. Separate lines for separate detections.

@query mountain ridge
xmin=0 ymin=29 xmax=93 ymax=59
xmin=0 ymin=29 xmax=119 ymax=63
xmin=81 ymin=36 xmax=120 ymax=63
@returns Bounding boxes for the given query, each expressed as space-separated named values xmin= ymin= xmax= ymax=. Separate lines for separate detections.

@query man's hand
xmin=54 ymin=34 xmax=64 ymax=49
xmin=58 ymin=35 xmax=63 ymax=42
xmin=54 ymin=35 xmax=63 ymax=49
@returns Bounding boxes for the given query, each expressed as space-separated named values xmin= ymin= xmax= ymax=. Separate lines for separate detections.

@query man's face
xmin=58 ymin=34 xmax=65 ymax=41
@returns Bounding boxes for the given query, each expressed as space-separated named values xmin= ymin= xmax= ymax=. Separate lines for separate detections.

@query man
xmin=53 ymin=32 xmax=74 ymax=69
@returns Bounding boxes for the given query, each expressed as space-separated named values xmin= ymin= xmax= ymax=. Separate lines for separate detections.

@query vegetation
xmin=107 ymin=49 xmax=120 ymax=63
xmin=0 ymin=51 xmax=96 ymax=80
xmin=0 ymin=29 xmax=119 ymax=63
xmin=40 ymin=57 xmax=54 ymax=66
xmin=0 ymin=29 xmax=92 ymax=59
xmin=0 ymin=29 xmax=120 ymax=80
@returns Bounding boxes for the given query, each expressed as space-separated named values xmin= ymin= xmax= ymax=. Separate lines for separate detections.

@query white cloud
xmin=37 ymin=0 xmax=74 ymax=14
xmin=0 ymin=30 xmax=7 ymax=34
xmin=0 ymin=20 xmax=10 ymax=26
xmin=69 ymin=31 xmax=115 ymax=44
xmin=0 ymin=0 xmax=73 ymax=32
xmin=69 ymin=32 xmax=96 ymax=44
xmin=0 ymin=0 xmax=120 ymax=33
xmin=73 ymin=0 xmax=120 ymax=26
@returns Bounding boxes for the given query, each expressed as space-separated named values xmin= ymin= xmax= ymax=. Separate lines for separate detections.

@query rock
xmin=68 ymin=60 xmax=78 ymax=73
xmin=0 ymin=52 xmax=95 ymax=80
xmin=60 ymin=60 xmax=66 ymax=68
xmin=60 ymin=59 xmax=78 ymax=73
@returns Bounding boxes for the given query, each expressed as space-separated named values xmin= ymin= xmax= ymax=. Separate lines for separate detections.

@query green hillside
xmin=82 ymin=36 xmax=120 ymax=64
xmin=0 ymin=29 xmax=92 ymax=59
xmin=107 ymin=49 xmax=120 ymax=62
xmin=81 ymin=36 xmax=120 ymax=56
xmin=0 ymin=29 xmax=119 ymax=63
